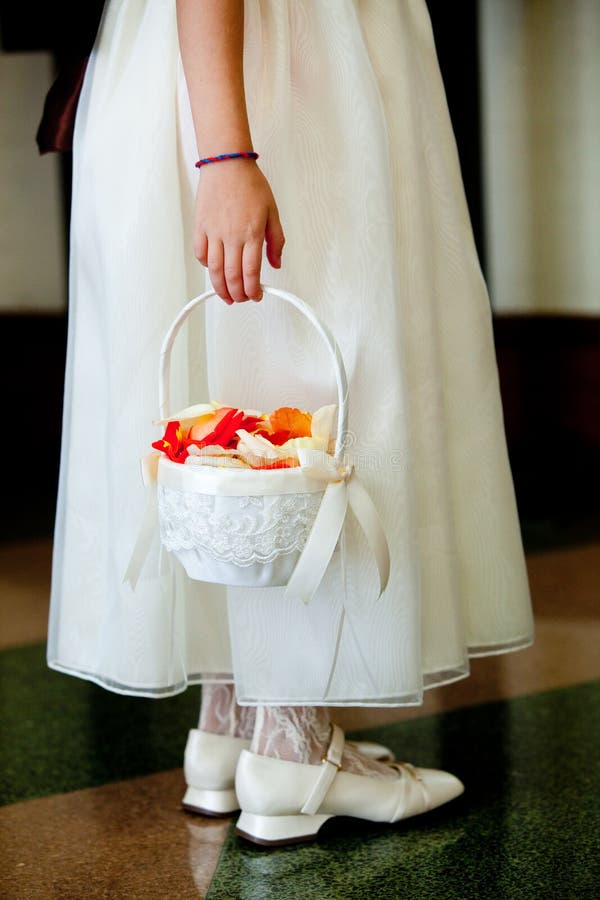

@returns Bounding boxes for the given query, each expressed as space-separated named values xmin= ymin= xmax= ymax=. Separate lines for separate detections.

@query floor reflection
xmin=206 ymin=682 xmax=599 ymax=900
xmin=1 ymin=538 xmax=599 ymax=898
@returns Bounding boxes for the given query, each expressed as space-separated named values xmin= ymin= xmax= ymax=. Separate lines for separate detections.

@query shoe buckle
xmin=321 ymin=753 xmax=342 ymax=770
xmin=398 ymin=760 xmax=424 ymax=783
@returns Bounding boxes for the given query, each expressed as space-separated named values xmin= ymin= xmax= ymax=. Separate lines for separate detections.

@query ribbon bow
xmin=284 ymin=448 xmax=390 ymax=604
xmin=123 ymin=449 xmax=390 ymax=604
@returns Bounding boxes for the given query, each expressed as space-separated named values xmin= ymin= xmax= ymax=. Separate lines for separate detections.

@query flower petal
xmin=187 ymin=408 xmax=248 ymax=448
xmin=311 ymin=404 xmax=337 ymax=442
xmin=153 ymin=402 xmax=218 ymax=425
xmin=253 ymin=428 xmax=291 ymax=446
xmin=236 ymin=429 xmax=283 ymax=460
xmin=252 ymin=457 xmax=300 ymax=469
xmin=152 ymin=420 xmax=189 ymax=463
xmin=186 ymin=444 xmax=242 ymax=457
xmin=279 ymin=436 xmax=328 ymax=454
xmin=268 ymin=407 xmax=312 ymax=438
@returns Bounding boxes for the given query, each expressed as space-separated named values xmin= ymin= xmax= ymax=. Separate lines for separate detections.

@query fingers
xmin=223 ymin=244 xmax=248 ymax=303
xmin=205 ymin=240 xmax=264 ymax=304
xmin=265 ymin=207 xmax=285 ymax=269
xmin=193 ymin=168 xmax=284 ymax=303
xmin=242 ymin=239 xmax=264 ymax=301
xmin=207 ymin=240 xmax=233 ymax=305
xmin=194 ymin=231 xmax=208 ymax=267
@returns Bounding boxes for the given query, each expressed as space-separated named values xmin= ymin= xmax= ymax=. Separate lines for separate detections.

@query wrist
xmin=195 ymin=151 xmax=259 ymax=171
xmin=196 ymin=131 xmax=254 ymax=160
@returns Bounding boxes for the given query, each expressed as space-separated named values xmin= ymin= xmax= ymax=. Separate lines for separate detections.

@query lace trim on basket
xmin=157 ymin=484 xmax=324 ymax=566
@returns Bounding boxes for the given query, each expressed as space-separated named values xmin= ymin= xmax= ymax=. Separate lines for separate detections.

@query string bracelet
xmin=195 ymin=152 xmax=259 ymax=169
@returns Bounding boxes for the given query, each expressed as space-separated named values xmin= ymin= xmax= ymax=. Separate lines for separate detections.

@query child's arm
xmin=177 ymin=0 xmax=285 ymax=304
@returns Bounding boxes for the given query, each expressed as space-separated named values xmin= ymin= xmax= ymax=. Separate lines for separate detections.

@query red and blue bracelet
xmin=195 ymin=151 xmax=259 ymax=169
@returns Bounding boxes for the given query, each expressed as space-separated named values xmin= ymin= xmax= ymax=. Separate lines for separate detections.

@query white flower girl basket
xmin=125 ymin=284 xmax=390 ymax=606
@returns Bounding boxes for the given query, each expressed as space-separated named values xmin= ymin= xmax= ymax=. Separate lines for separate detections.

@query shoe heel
xmin=182 ymin=785 xmax=239 ymax=817
xmin=235 ymin=811 xmax=333 ymax=846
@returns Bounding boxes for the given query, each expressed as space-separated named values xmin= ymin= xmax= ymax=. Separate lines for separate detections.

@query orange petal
xmin=269 ymin=407 xmax=312 ymax=438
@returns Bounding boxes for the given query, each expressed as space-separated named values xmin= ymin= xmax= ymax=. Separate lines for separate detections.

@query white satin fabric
xmin=47 ymin=0 xmax=534 ymax=704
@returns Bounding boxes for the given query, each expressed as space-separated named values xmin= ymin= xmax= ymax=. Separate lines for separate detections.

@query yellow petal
xmin=311 ymin=404 xmax=337 ymax=442
xmin=153 ymin=402 xmax=217 ymax=425
xmin=280 ymin=436 xmax=328 ymax=453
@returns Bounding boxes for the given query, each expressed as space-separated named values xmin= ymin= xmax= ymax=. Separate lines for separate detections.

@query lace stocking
xmin=198 ymin=680 xmax=255 ymax=740
xmin=251 ymin=706 xmax=398 ymax=780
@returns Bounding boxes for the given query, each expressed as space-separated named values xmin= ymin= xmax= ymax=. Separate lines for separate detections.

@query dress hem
xmin=47 ymin=631 xmax=534 ymax=704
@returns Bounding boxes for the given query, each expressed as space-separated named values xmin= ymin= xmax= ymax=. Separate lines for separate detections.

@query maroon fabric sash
xmin=36 ymin=56 xmax=90 ymax=154
xmin=36 ymin=2 xmax=105 ymax=154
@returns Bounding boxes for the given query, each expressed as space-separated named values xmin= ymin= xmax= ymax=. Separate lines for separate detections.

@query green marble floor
xmin=0 ymin=642 xmax=201 ymax=805
xmin=207 ymin=682 xmax=600 ymax=900
xmin=1 ymin=641 xmax=599 ymax=898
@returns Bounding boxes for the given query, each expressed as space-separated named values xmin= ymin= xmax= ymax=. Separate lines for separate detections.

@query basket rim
xmin=157 ymin=455 xmax=332 ymax=497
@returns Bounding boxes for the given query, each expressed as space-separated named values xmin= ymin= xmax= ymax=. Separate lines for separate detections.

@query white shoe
xmin=183 ymin=730 xmax=249 ymax=817
xmin=182 ymin=727 xmax=396 ymax=817
xmin=234 ymin=724 xmax=465 ymax=845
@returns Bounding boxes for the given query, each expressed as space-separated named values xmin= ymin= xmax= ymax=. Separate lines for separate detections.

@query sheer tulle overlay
xmin=47 ymin=0 xmax=534 ymax=705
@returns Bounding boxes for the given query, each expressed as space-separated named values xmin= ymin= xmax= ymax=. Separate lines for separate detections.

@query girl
xmin=47 ymin=0 xmax=534 ymax=846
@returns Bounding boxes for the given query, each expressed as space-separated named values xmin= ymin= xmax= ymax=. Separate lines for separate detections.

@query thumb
xmin=265 ymin=208 xmax=285 ymax=268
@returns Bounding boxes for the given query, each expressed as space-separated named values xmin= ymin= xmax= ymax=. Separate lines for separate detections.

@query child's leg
xmin=250 ymin=706 xmax=397 ymax=779
xmin=198 ymin=678 xmax=255 ymax=739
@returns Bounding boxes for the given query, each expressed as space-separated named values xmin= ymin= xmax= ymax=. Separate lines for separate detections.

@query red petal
xmin=240 ymin=415 xmax=264 ymax=432
xmin=152 ymin=420 xmax=188 ymax=463
xmin=253 ymin=429 xmax=291 ymax=446
xmin=185 ymin=408 xmax=240 ymax=450
xmin=188 ymin=407 xmax=235 ymax=443
xmin=211 ymin=409 xmax=245 ymax=447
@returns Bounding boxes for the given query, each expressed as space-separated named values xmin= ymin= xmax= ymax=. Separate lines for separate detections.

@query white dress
xmin=47 ymin=0 xmax=534 ymax=705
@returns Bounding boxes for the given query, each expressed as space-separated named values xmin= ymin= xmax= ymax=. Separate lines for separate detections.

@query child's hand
xmin=194 ymin=159 xmax=285 ymax=304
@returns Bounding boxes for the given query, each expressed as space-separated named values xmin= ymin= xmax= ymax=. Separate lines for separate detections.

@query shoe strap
xmin=390 ymin=761 xmax=432 ymax=813
xmin=301 ymin=723 xmax=345 ymax=815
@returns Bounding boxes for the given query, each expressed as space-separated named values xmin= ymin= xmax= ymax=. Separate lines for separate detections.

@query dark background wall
xmin=0 ymin=0 xmax=598 ymax=546
xmin=426 ymin=0 xmax=600 ymax=547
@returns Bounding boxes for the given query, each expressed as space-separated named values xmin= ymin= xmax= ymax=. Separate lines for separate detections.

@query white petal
xmin=311 ymin=404 xmax=337 ymax=441
xmin=186 ymin=444 xmax=241 ymax=457
xmin=236 ymin=429 xmax=283 ymax=460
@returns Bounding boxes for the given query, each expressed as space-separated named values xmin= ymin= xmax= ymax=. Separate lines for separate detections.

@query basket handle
xmin=159 ymin=283 xmax=349 ymax=462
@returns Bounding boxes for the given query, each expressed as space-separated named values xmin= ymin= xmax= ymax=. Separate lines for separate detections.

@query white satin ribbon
xmin=123 ymin=449 xmax=391 ymax=602
xmin=122 ymin=452 xmax=161 ymax=590
xmin=284 ymin=448 xmax=391 ymax=605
